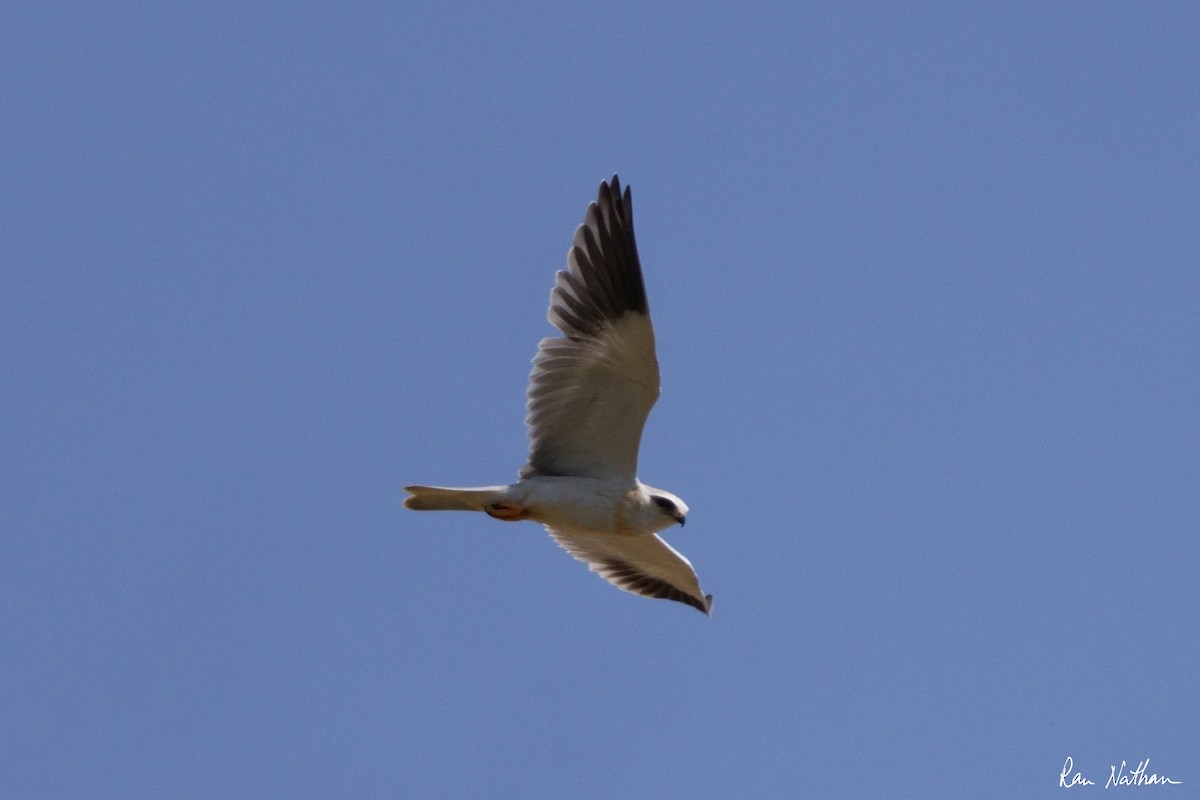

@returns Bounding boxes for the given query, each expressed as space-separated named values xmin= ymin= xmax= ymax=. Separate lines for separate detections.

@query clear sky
xmin=3 ymin=4 xmax=1197 ymax=798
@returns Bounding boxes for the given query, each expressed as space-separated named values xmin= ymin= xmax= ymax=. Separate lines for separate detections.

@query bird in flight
xmin=404 ymin=175 xmax=711 ymax=615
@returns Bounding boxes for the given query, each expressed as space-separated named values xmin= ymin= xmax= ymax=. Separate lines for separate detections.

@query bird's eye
xmin=652 ymin=496 xmax=677 ymax=513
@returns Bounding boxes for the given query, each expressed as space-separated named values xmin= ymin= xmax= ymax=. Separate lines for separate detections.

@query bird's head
xmin=648 ymin=489 xmax=689 ymax=528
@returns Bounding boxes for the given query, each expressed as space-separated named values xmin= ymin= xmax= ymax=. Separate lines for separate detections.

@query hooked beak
xmin=676 ymin=514 xmax=686 ymax=527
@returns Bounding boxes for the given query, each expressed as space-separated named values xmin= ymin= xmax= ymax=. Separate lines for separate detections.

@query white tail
xmin=403 ymin=485 xmax=508 ymax=512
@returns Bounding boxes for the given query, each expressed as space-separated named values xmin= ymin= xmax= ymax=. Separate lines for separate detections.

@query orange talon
xmin=485 ymin=502 xmax=527 ymax=521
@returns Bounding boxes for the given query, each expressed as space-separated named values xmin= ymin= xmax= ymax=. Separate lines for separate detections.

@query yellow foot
xmin=485 ymin=502 xmax=527 ymax=521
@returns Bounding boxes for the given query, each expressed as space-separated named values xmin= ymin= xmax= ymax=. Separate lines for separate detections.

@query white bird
xmin=405 ymin=175 xmax=711 ymax=615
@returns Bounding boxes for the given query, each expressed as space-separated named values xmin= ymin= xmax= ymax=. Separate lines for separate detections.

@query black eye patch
xmin=652 ymin=496 xmax=677 ymax=513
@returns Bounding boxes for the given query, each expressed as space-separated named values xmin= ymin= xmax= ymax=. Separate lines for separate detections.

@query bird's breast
xmin=518 ymin=475 xmax=635 ymax=534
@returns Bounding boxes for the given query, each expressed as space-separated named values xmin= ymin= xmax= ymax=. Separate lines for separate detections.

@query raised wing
xmin=547 ymin=527 xmax=712 ymax=615
xmin=521 ymin=175 xmax=660 ymax=482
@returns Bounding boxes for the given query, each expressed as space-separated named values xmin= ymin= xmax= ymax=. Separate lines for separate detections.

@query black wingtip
xmin=601 ymin=173 xmax=630 ymax=210
xmin=545 ymin=174 xmax=648 ymax=339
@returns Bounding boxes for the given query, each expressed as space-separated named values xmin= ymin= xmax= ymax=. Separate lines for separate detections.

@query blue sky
xmin=3 ymin=4 xmax=1197 ymax=798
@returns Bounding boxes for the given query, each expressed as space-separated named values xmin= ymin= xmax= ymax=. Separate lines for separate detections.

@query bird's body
xmin=405 ymin=176 xmax=711 ymax=615
xmin=406 ymin=476 xmax=683 ymax=536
